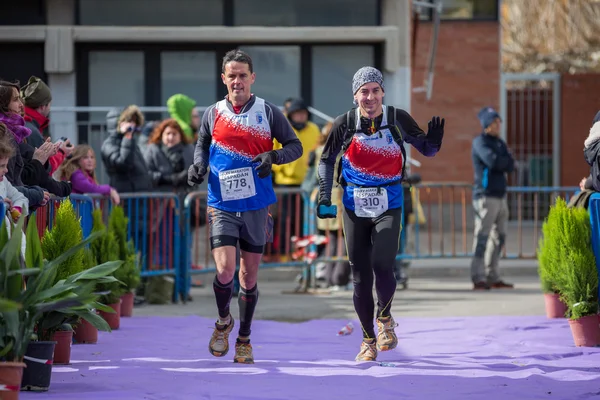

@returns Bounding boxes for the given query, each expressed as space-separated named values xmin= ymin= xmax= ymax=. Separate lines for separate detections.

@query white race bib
xmin=219 ymin=167 xmax=256 ymax=201
xmin=353 ymin=187 xmax=388 ymax=218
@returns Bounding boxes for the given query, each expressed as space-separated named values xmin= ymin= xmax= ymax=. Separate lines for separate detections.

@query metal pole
xmin=552 ymin=74 xmax=561 ymax=187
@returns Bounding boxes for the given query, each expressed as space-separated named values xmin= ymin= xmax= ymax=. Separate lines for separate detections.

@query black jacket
xmin=100 ymin=108 xmax=152 ymax=193
xmin=472 ymin=133 xmax=514 ymax=199
xmin=6 ymin=135 xmax=70 ymax=198
xmin=18 ymin=142 xmax=71 ymax=198
xmin=584 ymin=121 xmax=600 ymax=192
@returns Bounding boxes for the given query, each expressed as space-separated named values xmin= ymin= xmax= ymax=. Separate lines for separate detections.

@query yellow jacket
xmin=272 ymin=121 xmax=320 ymax=186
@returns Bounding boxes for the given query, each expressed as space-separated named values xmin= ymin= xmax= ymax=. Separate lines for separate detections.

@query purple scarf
xmin=0 ymin=112 xmax=31 ymax=143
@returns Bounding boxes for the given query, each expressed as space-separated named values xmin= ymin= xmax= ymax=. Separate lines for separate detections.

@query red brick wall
xmin=410 ymin=21 xmax=500 ymax=183
xmin=560 ymin=73 xmax=600 ymax=186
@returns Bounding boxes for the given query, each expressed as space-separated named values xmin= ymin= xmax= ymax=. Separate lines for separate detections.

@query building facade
xmin=1 ymin=0 xmax=500 ymax=184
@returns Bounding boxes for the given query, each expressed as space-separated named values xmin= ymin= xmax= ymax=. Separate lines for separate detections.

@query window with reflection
xmin=237 ymin=46 xmax=301 ymax=107
xmin=78 ymin=0 xmax=223 ymax=26
xmin=233 ymin=0 xmax=378 ymax=26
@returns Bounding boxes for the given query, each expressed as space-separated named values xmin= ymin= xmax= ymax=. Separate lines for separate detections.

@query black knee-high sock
xmin=213 ymin=276 xmax=234 ymax=319
xmin=238 ymin=284 xmax=258 ymax=338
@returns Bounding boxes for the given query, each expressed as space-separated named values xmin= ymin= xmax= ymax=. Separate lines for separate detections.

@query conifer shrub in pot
xmin=109 ymin=206 xmax=141 ymax=317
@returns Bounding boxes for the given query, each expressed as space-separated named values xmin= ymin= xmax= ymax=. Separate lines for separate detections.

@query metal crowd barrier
xmin=304 ymin=185 xmax=580 ymax=273
xmin=31 ymin=192 xmax=182 ymax=303
xmin=23 ymin=184 xmax=585 ymax=300
xmin=401 ymin=184 xmax=578 ymax=260
xmin=181 ymin=187 xmax=310 ymax=300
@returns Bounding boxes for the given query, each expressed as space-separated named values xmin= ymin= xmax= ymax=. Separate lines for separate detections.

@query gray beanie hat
xmin=352 ymin=66 xmax=385 ymax=95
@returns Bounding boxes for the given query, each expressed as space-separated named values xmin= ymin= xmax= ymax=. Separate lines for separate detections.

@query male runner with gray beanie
xmin=317 ymin=66 xmax=445 ymax=362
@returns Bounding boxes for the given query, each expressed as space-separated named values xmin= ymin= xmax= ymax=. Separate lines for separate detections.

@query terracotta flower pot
xmin=73 ymin=318 xmax=98 ymax=344
xmin=52 ymin=330 xmax=73 ymax=365
xmin=544 ymin=293 xmax=568 ymax=318
xmin=0 ymin=361 xmax=26 ymax=399
xmin=99 ymin=301 xmax=121 ymax=330
xmin=568 ymin=314 xmax=600 ymax=347
xmin=120 ymin=292 xmax=134 ymax=317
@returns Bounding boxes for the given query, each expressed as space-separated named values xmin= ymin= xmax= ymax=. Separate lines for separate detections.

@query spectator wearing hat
xmin=21 ymin=76 xmax=73 ymax=174
xmin=167 ymin=94 xmax=200 ymax=142
xmin=470 ymin=107 xmax=515 ymax=290
xmin=21 ymin=76 xmax=52 ymax=149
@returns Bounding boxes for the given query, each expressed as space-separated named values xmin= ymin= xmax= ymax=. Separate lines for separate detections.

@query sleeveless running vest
xmin=340 ymin=107 xmax=404 ymax=213
xmin=207 ymin=97 xmax=276 ymax=212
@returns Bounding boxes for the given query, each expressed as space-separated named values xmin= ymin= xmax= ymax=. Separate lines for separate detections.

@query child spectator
xmin=56 ymin=144 xmax=120 ymax=204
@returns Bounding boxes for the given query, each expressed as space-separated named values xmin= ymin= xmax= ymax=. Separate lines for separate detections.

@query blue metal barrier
xmin=181 ymin=188 xmax=311 ymax=300
xmin=25 ymin=185 xmax=589 ymax=300
xmin=72 ymin=193 xmax=183 ymax=303
xmin=70 ymin=194 xmax=95 ymax=238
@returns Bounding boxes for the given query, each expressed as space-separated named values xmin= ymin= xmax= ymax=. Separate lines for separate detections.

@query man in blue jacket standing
xmin=471 ymin=107 xmax=515 ymax=290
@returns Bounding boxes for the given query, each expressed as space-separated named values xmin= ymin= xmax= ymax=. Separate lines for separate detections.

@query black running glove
xmin=172 ymin=170 xmax=189 ymax=187
xmin=188 ymin=163 xmax=206 ymax=186
xmin=251 ymin=151 xmax=278 ymax=179
xmin=426 ymin=116 xmax=445 ymax=144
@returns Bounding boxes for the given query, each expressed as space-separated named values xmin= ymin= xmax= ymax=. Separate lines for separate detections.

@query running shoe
xmin=376 ymin=316 xmax=398 ymax=351
xmin=209 ymin=316 xmax=234 ymax=357
xmin=355 ymin=339 xmax=377 ymax=361
xmin=234 ymin=339 xmax=254 ymax=364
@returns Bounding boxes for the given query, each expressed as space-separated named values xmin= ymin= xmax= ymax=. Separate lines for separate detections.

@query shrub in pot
xmin=73 ymin=249 xmax=102 ymax=344
xmin=109 ymin=206 xmax=141 ymax=317
xmin=36 ymin=200 xmax=110 ymax=363
xmin=0 ymin=217 xmax=120 ymax=395
xmin=546 ymin=199 xmax=599 ymax=346
xmin=89 ymin=209 xmax=125 ymax=329
xmin=537 ymin=203 xmax=568 ymax=318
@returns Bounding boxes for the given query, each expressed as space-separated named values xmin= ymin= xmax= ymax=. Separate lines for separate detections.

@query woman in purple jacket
xmin=56 ymin=144 xmax=120 ymax=204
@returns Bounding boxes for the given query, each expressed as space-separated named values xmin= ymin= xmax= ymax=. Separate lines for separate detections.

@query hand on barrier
xmin=188 ymin=164 xmax=206 ymax=186
xmin=317 ymin=199 xmax=337 ymax=219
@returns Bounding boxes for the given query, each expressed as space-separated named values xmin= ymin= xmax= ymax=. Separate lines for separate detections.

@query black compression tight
xmin=342 ymin=207 xmax=402 ymax=339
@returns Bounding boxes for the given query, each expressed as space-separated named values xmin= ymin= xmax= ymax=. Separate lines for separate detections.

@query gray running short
xmin=207 ymin=206 xmax=274 ymax=253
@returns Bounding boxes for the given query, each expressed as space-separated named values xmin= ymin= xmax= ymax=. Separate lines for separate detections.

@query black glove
xmin=172 ymin=170 xmax=189 ymax=186
xmin=158 ymin=173 xmax=174 ymax=185
xmin=426 ymin=116 xmax=445 ymax=144
xmin=188 ymin=163 xmax=206 ymax=186
xmin=251 ymin=151 xmax=277 ymax=179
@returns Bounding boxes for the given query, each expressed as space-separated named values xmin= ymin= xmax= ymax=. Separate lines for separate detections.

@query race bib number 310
xmin=219 ymin=167 xmax=256 ymax=201
xmin=353 ymin=187 xmax=389 ymax=218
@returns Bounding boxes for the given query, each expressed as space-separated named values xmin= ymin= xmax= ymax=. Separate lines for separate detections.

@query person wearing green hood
xmin=167 ymin=94 xmax=201 ymax=141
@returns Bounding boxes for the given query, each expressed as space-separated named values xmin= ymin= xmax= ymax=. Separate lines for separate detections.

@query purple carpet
xmin=20 ymin=315 xmax=600 ymax=400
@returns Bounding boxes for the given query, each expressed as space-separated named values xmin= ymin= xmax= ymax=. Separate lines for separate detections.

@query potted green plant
xmin=109 ymin=206 xmax=141 ymax=317
xmin=90 ymin=209 xmax=125 ymax=329
xmin=546 ymin=198 xmax=599 ymax=346
xmin=0 ymin=216 xmax=121 ymax=395
xmin=38 ymin=200 xmax=87 ymax=364
xmin=72 ymin=248 xmax=103 ymax=345
xmin=537 ymin=202 xmax=568 ymax=318
xmin=0 ymin=217 xmax=31 ymax=400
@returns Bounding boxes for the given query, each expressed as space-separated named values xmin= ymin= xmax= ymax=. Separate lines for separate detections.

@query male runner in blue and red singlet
xmin=317 ymin=66 xmax=445 ymax=361
xmin=188 ymin=49 xmax=302 ymax=364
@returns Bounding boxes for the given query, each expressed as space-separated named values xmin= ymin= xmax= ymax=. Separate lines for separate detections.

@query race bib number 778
xmin=219 ymin=167 xmax=256 ymax=201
